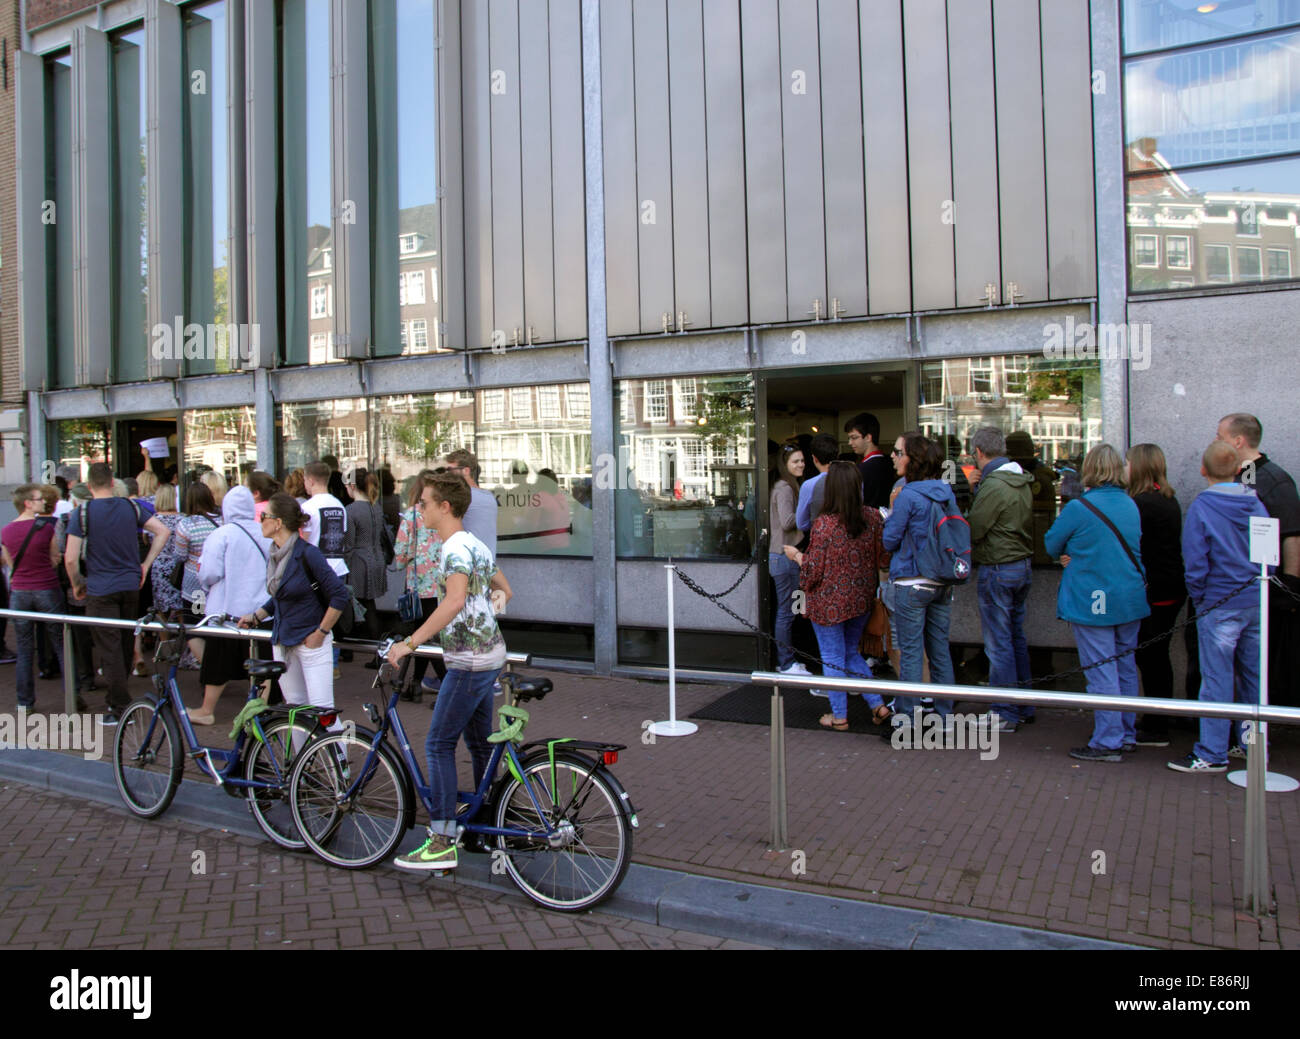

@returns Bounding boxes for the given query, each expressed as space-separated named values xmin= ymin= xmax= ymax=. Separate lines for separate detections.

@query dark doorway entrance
xmin=115 ymin=417 xmax=178 ymax=483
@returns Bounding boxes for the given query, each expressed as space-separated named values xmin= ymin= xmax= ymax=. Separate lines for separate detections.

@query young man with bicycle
xmin=386 ymin=471 xmax=511 ymax=870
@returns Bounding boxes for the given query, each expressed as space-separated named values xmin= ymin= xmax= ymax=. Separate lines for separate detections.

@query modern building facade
xmin=10 ymin=0 xmax=1299 ymax=675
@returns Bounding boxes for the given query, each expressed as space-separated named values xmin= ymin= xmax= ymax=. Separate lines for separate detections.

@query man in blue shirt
xmin=65 ymin=463 xmax=170 ymax=722
xmin=795 ymin=433 xmax=840 ymax=534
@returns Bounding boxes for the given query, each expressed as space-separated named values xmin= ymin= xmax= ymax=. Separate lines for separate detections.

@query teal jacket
xmin=1043 ymin=485 xmax=1150 ymax=627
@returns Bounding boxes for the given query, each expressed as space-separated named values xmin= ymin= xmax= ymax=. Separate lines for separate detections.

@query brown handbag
xmin=859 ymin=593 xmax=890 ymax=659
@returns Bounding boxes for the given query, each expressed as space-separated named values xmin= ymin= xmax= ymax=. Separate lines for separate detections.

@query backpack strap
xmin=1079 ymin=497 xmax=1147 ymax=588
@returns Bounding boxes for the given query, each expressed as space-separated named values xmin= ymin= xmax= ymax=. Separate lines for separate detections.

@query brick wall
xmin=25 ymin=0 xmax=96 ymax=31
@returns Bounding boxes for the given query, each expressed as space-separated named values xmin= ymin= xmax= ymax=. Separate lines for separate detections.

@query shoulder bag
xmin=1079 ymin=497 xmax=1147 ymax=588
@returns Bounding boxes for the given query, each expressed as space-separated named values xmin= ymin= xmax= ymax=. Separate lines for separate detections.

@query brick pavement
xmin=8 ymin=658 xmax=1299 ymax=949
xmin=0 ymin=784 xmax=766 ymax=950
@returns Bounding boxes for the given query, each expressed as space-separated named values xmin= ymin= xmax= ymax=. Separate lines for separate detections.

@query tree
xmin=390 ymin=400 xmax=454 ymax=466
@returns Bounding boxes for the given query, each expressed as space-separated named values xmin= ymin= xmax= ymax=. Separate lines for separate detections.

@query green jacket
xmin=968 ymin=462 xmax=1034 ymax=565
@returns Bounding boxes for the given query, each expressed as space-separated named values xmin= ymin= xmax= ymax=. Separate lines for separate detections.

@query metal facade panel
xmin=946 ymin=0 xmax=1002 ymax=308
xmin=17 ymin=51 xmax=48 ymax=392
xmin=600 ymin=0 xmax=639 ymax=336
xmin=1041 ymin=0 xmax=1096 ymax=299
xmin=632 ymin=0 xmax=673 ymax=334
xmin=859 ymin=0 xmax=910 ymax=314
xmin=549 ymin=0 xmax=587 ymax=342
xmin=993 ymin=0 xmax=1049 ymax=303
xmin=245 ymin=0 xmax=278 ymax=367
xmin=489 ymin=0 xmax=525 ymax=344
xmin=333 ymin=0 xmax=370 ymax=360
xmin=780 ymin=0 xmax=827 ymax=322
xmin=741 ymin=0 xmax=787 ymax=325
xmin=146 ymin=0 xmax=183 ymax=380
xmin=701 ymin=0 xmax=746 ymax=327
xmin=439 ymin=0 xmax=466 ymax=351
xmin=75 ymin=28 xmax=113 ymax=385
xmin=462 ymin=0 xmax=494 ymax=349
xmin=903 ymin=0 xmax=955 ymax=312
xmin=818 ymin=0 xmax=867 ymax=318
xmin=520 ymin=0 xmax=556 ymax=343
xmin=667 ymin=0 xmax=709 ymax=330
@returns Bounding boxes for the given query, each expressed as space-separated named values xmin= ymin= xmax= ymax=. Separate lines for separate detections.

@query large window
xmin=1124 ymin=12 xmax=1300 ymax=293
xmin=111 ymin=27 xmax=149 ymax=383
xmin=918 ymin=353 xmax=1102 ymax=564
xmin=183 ymin=1 xmax=231 ymax=375
xmin=52 ymin=420 xmax=111 ymax=480
xmin=370 ymin=0 xmax=442 ymax=358
xmin=280 ymin=0 xmax=334 ymax=366
xmin=45 ymin=52 xmax=75 ymax=388
xmin=184 ymin=407 xmax=257 ymax=486
xmin=279 ymin=398 xmax=368 ymax=475
xmin=615 ymin=373 xmax=755 ymax=560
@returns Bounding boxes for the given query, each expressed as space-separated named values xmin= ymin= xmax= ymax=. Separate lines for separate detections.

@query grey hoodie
xmin=197 ymin=485 xmax=272 ymax=617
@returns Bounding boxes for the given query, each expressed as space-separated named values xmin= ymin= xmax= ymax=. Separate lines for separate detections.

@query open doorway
xmin=758 ymin=366 xmax=912 ymax=671
xmin=115 ymin=416 xmax=179 ymax=484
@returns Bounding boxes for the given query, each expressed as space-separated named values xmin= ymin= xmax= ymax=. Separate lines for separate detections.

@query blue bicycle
xmin=112 ymin=613 xmax=345 ymax=850
xmin=287 ymin=639 xmax=638 ymax=912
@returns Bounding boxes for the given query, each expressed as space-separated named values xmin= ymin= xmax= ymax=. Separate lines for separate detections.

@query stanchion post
xmin=769 ymin=683 xmax=788 ymax=851
xmin=650 ymin=563 xmax=697 ymax=738
xmin=62 ymin=620 xmax=77 ymax=715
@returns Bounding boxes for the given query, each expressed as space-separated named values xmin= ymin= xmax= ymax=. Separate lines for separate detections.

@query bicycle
xmin=287 ymin=639 xmax=639 ymax=912
xmin=111 ymin=613 xmax=347 ymax=850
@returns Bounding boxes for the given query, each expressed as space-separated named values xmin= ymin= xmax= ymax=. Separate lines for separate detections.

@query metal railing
xmin=0 ymin=608 xmax=531 ymax=719
xmin=751 ymin=670 xmax=1300 ymax=918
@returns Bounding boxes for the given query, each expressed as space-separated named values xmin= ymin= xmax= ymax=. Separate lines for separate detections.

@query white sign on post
xmin=1249 ymin=516 xmax=1280 ymax=566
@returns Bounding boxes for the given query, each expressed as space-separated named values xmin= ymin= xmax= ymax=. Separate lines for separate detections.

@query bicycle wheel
xmin=492 ymin=754 xmax=632 ymax=912
xmin=289 ymin=732 xmax=410 ymax=869
xmin=113 ymin=699 xmax=183 ymax=819
xmin=243 ymin=718 xmax=317 ymax=850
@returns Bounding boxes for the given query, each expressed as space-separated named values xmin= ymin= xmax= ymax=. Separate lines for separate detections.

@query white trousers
xmin=273 ymin=635 xmax=341 ymax=731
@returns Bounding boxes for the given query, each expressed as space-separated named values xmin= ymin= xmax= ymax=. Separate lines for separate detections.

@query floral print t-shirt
xmin=394 ymin=507 xmax=443 ymax=599
xmin=436 ymin=530 xmax=506 ymax=672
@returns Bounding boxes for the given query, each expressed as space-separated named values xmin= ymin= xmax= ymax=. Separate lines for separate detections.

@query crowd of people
xmin=768 ymin=411 xmax=1300 ymax=770
xmin=1 ymin=447 xmax=513 ymax=872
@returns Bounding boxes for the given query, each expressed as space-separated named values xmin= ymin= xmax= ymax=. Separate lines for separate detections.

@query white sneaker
xmin=778 ymin=661 xmax=811 ymax=676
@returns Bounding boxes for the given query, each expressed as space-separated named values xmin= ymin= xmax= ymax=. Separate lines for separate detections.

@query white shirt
xmin=301 ymin=492 xmax=349 ymax=576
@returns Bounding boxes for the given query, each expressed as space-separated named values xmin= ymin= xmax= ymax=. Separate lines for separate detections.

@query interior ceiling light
xmin=1196 ymin=3 xmax=1218 ymax=12
xmin=810 ymin=425 xmax=820 ymax=432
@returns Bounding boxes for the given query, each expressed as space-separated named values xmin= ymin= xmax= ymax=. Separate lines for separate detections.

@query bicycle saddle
xmin=504 ymin=674 xmax=552 ymax=702
xmin=245 ymin=659 xmax=287 ymax=679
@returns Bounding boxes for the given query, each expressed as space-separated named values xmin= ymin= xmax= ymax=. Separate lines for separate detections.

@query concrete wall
xmin=1128 ymin=288 xmax=1300 ymax=515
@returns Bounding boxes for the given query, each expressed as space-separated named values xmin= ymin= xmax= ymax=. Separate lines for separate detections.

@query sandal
xmin=872 ymin=704 xmax=893 ymax=726
xmin=187 ymin=709 xmax=216 ymax=726
xmin=819 ymin=713 xmax=849 ymax=732
xmin=132 ymin=662 xmax=150 ymax=677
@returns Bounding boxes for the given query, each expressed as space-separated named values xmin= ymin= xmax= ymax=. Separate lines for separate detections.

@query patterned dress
xmin=393 ymin=506 xmax=443 ymax=601
xmin=149 ymin=512 xmax=186 ymax=613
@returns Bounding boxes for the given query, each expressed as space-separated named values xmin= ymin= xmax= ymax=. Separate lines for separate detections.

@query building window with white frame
xmin=1237 ymin=246 xmax=1262 ymax=280
xmin=672 ymin=378 xmax=697 ymax=421
xmin=311 ymin=284 xmax=329 ymax=319
xmin=482 ymin=389 xmax=505 ymax=423
xmin=645 ymin=380 xmax=669 ymax=423
xmin=510 ymin=387 xmax=532 ymax=421
xmin=566 ymin=385 xmax=590 ymax=421
xmin=1133 ymin=234 xmax=1159 ymax=268
xmin=410 ymin=319 xmax=429 ymax=353
xmin=1205 ymin=244 xmax=1231 ymax=282
xmin=1268 ymin=248 xmax=1292 ymax=279
xmin=309 ymin=333 xmax=329 ymax=365
xmin=537 ymin=386 xmax=561 ymax=421
xmin=1165 ymin=235 xmax=1191 ymax=270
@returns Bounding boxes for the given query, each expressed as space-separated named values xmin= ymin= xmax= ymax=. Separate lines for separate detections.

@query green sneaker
xmin=394 ymin=832 xmax=458 ymax=871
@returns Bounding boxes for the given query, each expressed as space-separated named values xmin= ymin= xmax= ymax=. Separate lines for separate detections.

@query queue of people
xmin=767 ymin=411 xmax=1300 ymax=771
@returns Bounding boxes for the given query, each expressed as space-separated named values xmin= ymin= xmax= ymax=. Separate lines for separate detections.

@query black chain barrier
xmin=671 ymin=553 xmax=1297 ymax=693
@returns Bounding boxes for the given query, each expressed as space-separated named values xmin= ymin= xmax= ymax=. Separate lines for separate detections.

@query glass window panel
xmin=112 ymin=27 xmax=149 ymax=383
xmin=1268 ymin=246 xmax=1293 ymax=276
xmin=1125 ymin=30 xmax=1300 ymax=169
xmin=471 ymin=383 xmax=593 ymax=557
xmin=370 ymin=0 xmax=441 ymax=358
xmin=537 ymin=386 xmax=561 ymax=421
xmin=53 ymin=419 xmax=111 ymax=480
xmin=1238 ymin=244 xmax=1263 ymax=277
xmin=1123 ymin=0 xmax=1300 ymax=55
xmin=410 ymin=318 xmax=429 ymax=352
xmin=45 ymin=53 xmax=75 ymax=388
xmin=280 ymin=0 xmax=334 ymax=367
xmin=1126 ymin=154 xmax=1300 ymax=290
xmin=615 ymin=373 xmax=755 ymax=560
xmin=184 ymin=407 xmax=257 ymax=487
xmin=278 ymin=398 xmax=367 ymax=475
xmin=1134 ymin=234 xmax=1160 ymax=266
xmin=183 ymin=1 xmax=231 ymax=375
xmin=566 ymin=385 xmax=590 ymax=421
xmin=1166 ymin=234 xmax=1192 ymax=267
xmin=918 ymin=355 xmax=1101 ymax=564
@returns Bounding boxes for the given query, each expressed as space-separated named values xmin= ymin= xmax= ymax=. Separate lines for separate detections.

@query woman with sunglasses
xmin=238 ymin=493 xmax=348 ymax=721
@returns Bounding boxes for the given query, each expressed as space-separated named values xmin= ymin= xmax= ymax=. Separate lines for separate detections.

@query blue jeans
xmin=892 ymin=583 xmax=955 ymax=717
xmin=770 ymin=553 xmax=801 ymax=669
xmin=977 ymin=559 xmax=1033 ymax=721
xmin=12 ymin=587 xmax=66 ymax=707
xmin=812 ymin=614 xmax=880 ymax=718
xmin=1073 ymin=621 xmax=1140 ymax=751
xmin=424 ymin=667 xmax=500 ymax=836
xmin=1192 ymin=607 xmax=1259 ymax=765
